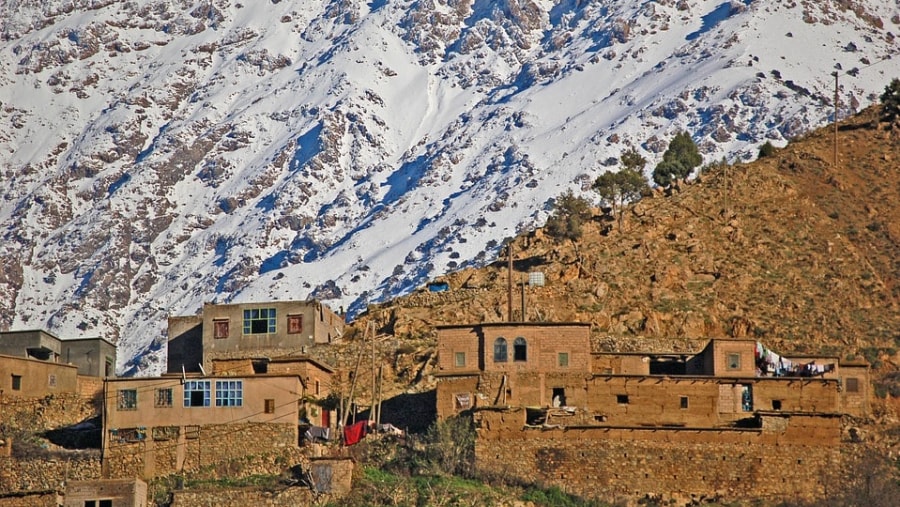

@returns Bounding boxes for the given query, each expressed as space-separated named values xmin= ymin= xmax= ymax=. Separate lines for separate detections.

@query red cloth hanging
xmin=343 ymin=420 xmax=368 ymax=446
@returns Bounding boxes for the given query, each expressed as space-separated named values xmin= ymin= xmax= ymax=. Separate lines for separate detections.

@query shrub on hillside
xmin=758 ymin=141 xmax=777 ymax=158
xmin=881 ymin=78 xmax=900 ymax=125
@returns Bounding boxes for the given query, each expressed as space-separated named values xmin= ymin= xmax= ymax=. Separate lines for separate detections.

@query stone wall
xmin=0 ymin=493 xmax=58 ymax=507
xmin=1 ymin=393 xmax=97 ymax=432
xmin=170 ymin=486 xmax=317 ymax=507
xmin=475 ymin=424 xmax=845 ymax=505
xmin=0 ymin=452 xmax=100 ymax=495
xmin=104 ymin=422 xmax=300 ymax=480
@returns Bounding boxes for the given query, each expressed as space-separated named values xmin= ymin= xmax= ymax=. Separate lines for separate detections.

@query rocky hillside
xmin=2 ymin=1 xmax=899 ymax=376
xmin=339 ymin=105 xmax=899 ymax=407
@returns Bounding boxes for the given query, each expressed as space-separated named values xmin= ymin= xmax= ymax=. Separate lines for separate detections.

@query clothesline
xmin=754 ymin=342 xmax=835 ymax=378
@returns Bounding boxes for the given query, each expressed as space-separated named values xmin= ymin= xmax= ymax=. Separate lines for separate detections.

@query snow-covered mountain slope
xmin=1 ymin=0 xmax=897 ymax=375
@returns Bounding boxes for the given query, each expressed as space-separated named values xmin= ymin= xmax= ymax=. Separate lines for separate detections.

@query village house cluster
xmin=1 ymin=301 xmax=873 ymax=505
xmin=434 ymin=322 xmax=870 ymax=502
xmin=0 ymin=300 xmax=350 ymax=506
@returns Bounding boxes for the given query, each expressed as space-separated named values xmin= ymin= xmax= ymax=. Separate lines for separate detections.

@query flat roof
xmin=436 ymin=321 xmax=590 ymax=330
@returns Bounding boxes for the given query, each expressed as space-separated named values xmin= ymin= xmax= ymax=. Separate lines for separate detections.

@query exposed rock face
xmin=357 ymin=106 xmax=900 ymax=363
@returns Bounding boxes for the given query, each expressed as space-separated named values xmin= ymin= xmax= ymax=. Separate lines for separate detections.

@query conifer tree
xmin=652 ymin=131 xmax=702 ymax=187
xmin=881 ymin=78 xmax=900 ymax=126
xmin=593 ymin=154 xmax=648 ymax=230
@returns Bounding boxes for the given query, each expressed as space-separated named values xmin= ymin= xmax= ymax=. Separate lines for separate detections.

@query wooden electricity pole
xmin=833 ymin=72 xmax=839 ymax=167
xmin=507 ymin=242 xmax=513 ymax=322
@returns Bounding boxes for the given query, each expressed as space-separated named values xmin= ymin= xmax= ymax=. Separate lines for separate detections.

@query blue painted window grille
xmin=215 ymin=380 xmax=243 ymax=407
xmin=184 ymin=380 xmax=210 ymax=407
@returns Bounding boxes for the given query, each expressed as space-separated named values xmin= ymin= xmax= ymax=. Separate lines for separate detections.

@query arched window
xmin=513 ymin=337 xmax=527 ymax=362
xmin=493 ymin=337 xmax=508 ymax=362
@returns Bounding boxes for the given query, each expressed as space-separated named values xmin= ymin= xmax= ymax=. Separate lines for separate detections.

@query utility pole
xmin=507 ymin=242 xmax=513 ymax=322
xmin=833 ymin=71 xmax=839 ymax=167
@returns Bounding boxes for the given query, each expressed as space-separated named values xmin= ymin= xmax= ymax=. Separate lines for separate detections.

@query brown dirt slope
xmin=330 ymin=105 xmax=899 ymax=409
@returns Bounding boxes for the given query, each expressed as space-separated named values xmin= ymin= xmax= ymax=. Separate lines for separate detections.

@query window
xmin=680 ymin=396 xmax=689 ymax=409
xmin=11 ymin=375 xmax=21 ymax=391
xmin=184 ymin=425 xmax=200 ymax=439
xmin=152 ymin=426 xmax=178 ymax=441
xmin=48 ymin=374 xmax=57 ymax=388
xmin=155 ymin=388 xmax=173 ymax=408
xmin=455 ymin=393 xmax=471 ymax=410
xmin=287 ymin=314 xmax=303 ymax=334
xmin=265 ymin=399 xmax=275 ymax=414
xmin=117 ymin=389 xmax=137 ymax=410
xmin=493 ymin=337 xmax=508 ymax=362
xmin=105 ymin=358 xmax=113 ymax=377
xmin=726 ymin=353 xmax=741 ymax=370
xmin=184 ymin=380 xmax=210 ymax=407
xmin=213 ymin=319 xmax=230 ymax=339
xmin=315 ymin=380 xmax=320 ymax=396
xmin=552 ymin=388 xmax=566 ymax=407
xmin=558 ymin=352 xmax=569 ymax=367
xmin=243 ymin=308 xmax=276 ymax=334
xmin=772 ymin=400 xmax=782 ymax=410
xmin=115 ymin=428 xmax=145 ymax=442
xmin=513 ymin=337 xmax=527 ymax=361
xmin=845 ymin=377 xmax=859 ymax=393
xmin=616 ymin=394 xmax=629 ymax=404
xmin=215 ymin=380 xmax=243 ymax=407
xmin=455 ymin=352 xmax=466 ymax=367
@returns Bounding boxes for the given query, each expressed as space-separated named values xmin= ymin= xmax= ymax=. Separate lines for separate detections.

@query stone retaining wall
xmin=0 ymin=453 xmax=100 ymax=496
xmin=105 ymin=422 xmax=299 ymax=479
xmin=475 ymin=426 xmax=844 ymax=505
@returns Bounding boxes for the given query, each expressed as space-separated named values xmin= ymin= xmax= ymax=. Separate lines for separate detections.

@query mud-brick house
xmin=0 ymin=329 xmax=117 ymax=378
xmin=435 ymin=325 xmax=869 ymax=423
xmin=434 ymin=322 xmax=593 ymax=416
xmin=166 ymin=300 xmax=344 ymax=375
xmin=207 ymin=355 xmax=336 ymax=427
xmin=0 ymin=353 xmax=79 ymax=398
xmin=102 ymin=373 xmax=311 ymax=479
xmin=434 ymin=323 xmax=872 ymax=504
xmin=1 ymin=330 xmax=116 ymax=400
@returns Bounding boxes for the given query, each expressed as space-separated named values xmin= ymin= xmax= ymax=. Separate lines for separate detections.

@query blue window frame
xmin=243 ymin=308 xmax=276 ymax=334
xmin=184 ymin=380 xmax=210 ymax=407
xmin=493 ymin=337 xmax=508 ymax=362
xmin=215 ymin=380 xmax=243 ymax=407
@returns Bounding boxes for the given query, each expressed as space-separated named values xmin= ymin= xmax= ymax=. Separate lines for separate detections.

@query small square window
xmin=455 ymin=393 xmax=471 ymax=410
xmin=48 ymin=374 xmax=57 ymax=388
xmin=772 ymin=400 xmax=782 ymax=410
xmin=184 ymin=425 xmax=200 ymax=440
xmin=845 ymin=377 xmax=859 ymax=393
xmin=11 ymin=375 xmax=21 ymax=391
xmin=617 ymin=394 xmax=629 ymax=404
xmin=117 ymin=389 xmax=137 ymax=410
xmin=680 ymin=396 xmax=689 ymax=409
xmin=287 ymin=315 xmax=303 ymax=334
xmin=726 ymin=353 xmax=741 ymax=370
xmin=558 ymin=352 xmax=569 ymax=367
xmin=213 ymin=319 xmax=230 ymax=339
xmin=155 ymin=388 xmax=173 ymax=408
xmin=455 ymin=352 xmax=466 ymax=367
